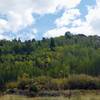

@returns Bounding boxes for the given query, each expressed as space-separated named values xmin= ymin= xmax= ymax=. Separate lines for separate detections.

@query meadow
xmin=0 ymin=94 xmax=100 ymax=100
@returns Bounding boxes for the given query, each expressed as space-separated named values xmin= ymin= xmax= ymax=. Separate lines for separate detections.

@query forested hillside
xmin=0 ymin=32 xmax=100 ymax=90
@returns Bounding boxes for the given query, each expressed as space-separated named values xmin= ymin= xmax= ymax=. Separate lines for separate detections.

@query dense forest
xmin=0 ymin=31 xmax=100 ymax=92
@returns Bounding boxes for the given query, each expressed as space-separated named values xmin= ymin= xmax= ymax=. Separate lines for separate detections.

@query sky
xmin=0 ymin=0 xmax=99 ymax=41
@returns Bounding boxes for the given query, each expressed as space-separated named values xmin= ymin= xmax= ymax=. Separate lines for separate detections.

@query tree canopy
xmin=0 ymin=32 xmax=100 ymax=88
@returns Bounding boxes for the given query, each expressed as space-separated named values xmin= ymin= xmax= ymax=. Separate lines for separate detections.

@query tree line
xmin=0 ymin=32 xmax=100 ymax=90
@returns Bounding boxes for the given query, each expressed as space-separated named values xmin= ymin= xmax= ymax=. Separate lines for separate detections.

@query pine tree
xmin=50 ymin=38 xmax=56 ymax=51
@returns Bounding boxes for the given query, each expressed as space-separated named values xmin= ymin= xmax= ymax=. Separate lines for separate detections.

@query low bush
xmin=33 ymin=76 xmax=52 ymax=90
xmin=4 ymin=74 xmax=100 ymax=92
xmin=49 ymin=78 xmax=68 ymax=90
xmin=6 ymin=82 xmax=18 ymax=89
xmin=68 ymin=74 xmax=100 ymax=89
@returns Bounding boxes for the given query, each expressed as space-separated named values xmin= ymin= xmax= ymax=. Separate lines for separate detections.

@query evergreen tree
xmin=65 ymin=31 xmax=72 ymax=39
xmin=50 ymin=38 xmax=56 ymax=51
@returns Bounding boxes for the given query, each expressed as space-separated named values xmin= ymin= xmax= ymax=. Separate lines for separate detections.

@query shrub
xmin=17 ymin=73 xmax=31 ymax=90
xmin=33 ymin=76 xmax=52 ymax=90
xmin=68 ymin=74 xmax=100 ymax=89
xmin=29 ymin=84 xmax=38 ymax=92
xmin=50 ymin=78 xmax=68 ymax=90
xmin=6 ymin=82 xmax=18 ymax=89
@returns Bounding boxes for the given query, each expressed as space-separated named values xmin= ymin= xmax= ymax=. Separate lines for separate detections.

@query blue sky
xmin=0 ymin=0 xmax=99 ymax=41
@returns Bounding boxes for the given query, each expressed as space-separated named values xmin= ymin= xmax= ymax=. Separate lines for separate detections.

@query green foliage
xmin=68 ymin=75 xmax=100 ymax=89
xmin=65 ymin=31 xmax=72 ymax=39
xmin=0 ymin=33 xmax=100 ymax=90
xmin=6 ymin=82 xmax=18 ymax=89
xmin=17 ymin=73 xmax=30 ymax=90
xmin=29 ymin=84 xmax=38 ymax=92
xmin=50 ymin=38 xmax=56 ymax=51
xmin=33 ymin=76 xmax=52 ymax=90
xmin=49 ymin=78 xmax=68 ymax=90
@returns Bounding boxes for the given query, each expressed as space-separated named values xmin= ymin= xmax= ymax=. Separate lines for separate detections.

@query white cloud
xmin=0 ymin=0 xmax=81 ymax=15
xmin=0 ymin=19 xmax=8 ymax=33
xmin=44 ymin=0 xmax=100 ymax=38
xmin=6 ymin=9 xmax=35 ymax=32
xmin=43 ymin=22 xmax=92 ymax=38
xmin=55 ymin=9 xmax=80 ymax=27
xmin=0 ymin=0 xmax=35 ymax=40
xmin=44 ymin=27 xmax=68 ymax=38
xmin=85 ymin=1 xmax=100 ymax=35
xmin=0 ymin=0 xmax=81 ymax=14
xmin=0 ymin=0 xmax=81 ymax=40
xmin=32 ymin=0 xmax=81 ymax=14
xmin=0 ymin=34 xmax=10 ymax=40
xmin=72 ymin=19 xmax=82 ymax=27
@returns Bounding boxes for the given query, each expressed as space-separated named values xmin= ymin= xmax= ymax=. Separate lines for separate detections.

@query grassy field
xmin=0 ymin=94 xmax=100 ymax=100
